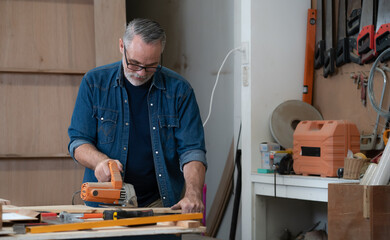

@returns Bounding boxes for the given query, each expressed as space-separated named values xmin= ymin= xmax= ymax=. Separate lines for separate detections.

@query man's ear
xmin=119 ymin=38 xmax=124 ymax=54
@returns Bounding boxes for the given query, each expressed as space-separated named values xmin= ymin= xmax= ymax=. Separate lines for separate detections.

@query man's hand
xmin=171 ymin=161 xmax=205 ymax=213
xmin=74 ymin=144 xmax=122 ymax=182
xmin=171 ymin=192 xmax=204 ymax=213
xmin=95 ymin=159 xmax=123 ymax=182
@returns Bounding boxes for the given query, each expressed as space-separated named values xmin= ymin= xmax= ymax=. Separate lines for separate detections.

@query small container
xmin=344 ymin=157 xmax=369 ymax=179
xmin=259 ymin=142 xmax=280 ymax=169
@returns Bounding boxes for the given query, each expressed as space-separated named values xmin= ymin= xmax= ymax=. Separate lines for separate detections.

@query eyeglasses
xmin=123 ymin=45 xmax=162 ymax=73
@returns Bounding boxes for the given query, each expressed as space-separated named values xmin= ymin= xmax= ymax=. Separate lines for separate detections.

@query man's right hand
xmin=95 ymin=159 xmax=123 ymax=182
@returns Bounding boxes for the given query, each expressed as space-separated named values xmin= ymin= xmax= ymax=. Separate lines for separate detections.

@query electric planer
xmin=80 ymin=160 xmax=138 ymax=207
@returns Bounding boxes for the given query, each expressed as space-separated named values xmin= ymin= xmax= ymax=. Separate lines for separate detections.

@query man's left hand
xmin=171 ymin=193 xmax=204 ymax=213
xmin=171 ymin=161 xmax=206 ymax=213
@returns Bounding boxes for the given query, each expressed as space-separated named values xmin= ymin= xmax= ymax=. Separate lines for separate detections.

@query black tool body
xmin=336 ymin=0 xmax=349 ymax=66
xmin=323 ymin=0 xmax=335 ymax=77
xmin=347 ymin=0 xmax=362 ymax=64
xmin=315 ymin=0 xmax=325 ymax=69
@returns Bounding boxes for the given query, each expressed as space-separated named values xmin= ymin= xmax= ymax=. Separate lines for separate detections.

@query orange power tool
xmin=80 ymin=160 xmax=138 ymax=207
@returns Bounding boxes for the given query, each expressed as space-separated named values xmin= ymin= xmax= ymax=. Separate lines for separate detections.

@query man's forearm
xmin=183 ymin=161 xmax=206 ymax=199
xmin=74 ymin=143 xmax=109 ymax=170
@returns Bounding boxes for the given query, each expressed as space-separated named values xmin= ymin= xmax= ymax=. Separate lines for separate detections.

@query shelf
xmin=251 ymin=173 xmax=359 ymax=202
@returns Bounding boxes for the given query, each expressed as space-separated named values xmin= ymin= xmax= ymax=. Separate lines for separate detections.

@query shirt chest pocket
xmin=94 ymin=108 xmax=118 ymax=144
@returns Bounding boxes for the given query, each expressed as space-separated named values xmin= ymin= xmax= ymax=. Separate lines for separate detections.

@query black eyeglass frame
xmin=123 ymin=45 xmax=162 ymax=73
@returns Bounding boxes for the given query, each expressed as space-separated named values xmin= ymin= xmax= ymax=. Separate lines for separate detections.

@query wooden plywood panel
xmin=0 ymin=73 xmax=81 ymax=155
xmin=313 ymin=63 xmax=390 ymax=135
xmin=0 ymin=158 xmax=84 ymax=206
xmin=0 ymin=0 xmax=95 ymax=73
xmin=94 ymin=0 xmax=126 ymax=67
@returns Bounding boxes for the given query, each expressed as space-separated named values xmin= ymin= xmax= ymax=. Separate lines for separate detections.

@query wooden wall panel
xmin=94 ymin=0 xmax=126 ymax=67
xmin=0 ymin=158 xmax=84 ymax=206
xmin=313 ymin=63 xmax=390 ymax=135
xmin=0 ymin=0 xmax=95 ymax=73
xmin=0 ymin=73 xmax=81 ymax=155
xmin=0 ymin=0 xmax=125 ymax=206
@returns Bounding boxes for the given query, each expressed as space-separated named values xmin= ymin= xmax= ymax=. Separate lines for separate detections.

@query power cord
xmin=72 ymin=190 xmax=81 ymax=205
xmin=203 ymin=46 xmax=244 ymax=127
xmin=367 ymin=48 xmax=390 ymax=118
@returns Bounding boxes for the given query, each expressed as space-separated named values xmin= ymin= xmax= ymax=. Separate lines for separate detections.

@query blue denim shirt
xmin=68 ymin=61 xmax=207 ymax=207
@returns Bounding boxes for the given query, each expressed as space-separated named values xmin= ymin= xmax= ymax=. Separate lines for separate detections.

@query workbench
xmin=251 ymin=173 xmax=359 ymax=239
xmin=0 ymin=205 xmax=206 ymax=239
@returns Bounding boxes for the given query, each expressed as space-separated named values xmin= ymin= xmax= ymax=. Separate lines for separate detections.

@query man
xmin=68 ymin=18 xmax=207 ymax=213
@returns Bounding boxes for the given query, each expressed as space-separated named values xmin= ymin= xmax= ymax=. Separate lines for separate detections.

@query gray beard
xmin=124 ymin=70 xmax=153 ymax=86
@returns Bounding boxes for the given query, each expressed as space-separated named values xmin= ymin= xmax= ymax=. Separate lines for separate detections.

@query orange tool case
xmin=293 ymin=120 xmax=360 ymax=177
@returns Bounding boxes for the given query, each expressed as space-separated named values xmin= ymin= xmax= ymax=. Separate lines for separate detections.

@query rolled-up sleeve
xmin=175 ymin=86 xmax=207 ymax=171
xmin=68 ymin=74 xmax=97 ymax=161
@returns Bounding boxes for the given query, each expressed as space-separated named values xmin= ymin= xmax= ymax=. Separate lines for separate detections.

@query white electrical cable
xmin=367 ymin=48 xmax=390 ymax=118
xmin=203 ymin=47 xmax=242 ymax=127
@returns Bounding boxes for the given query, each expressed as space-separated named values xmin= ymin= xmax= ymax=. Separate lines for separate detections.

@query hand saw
xmin=347 ymin=0 xmax=362 ymax=64
xmin=323 ymin=0 xmax=335 ymax=78
xmin=374 ymin=0 xmax=390 ymax=62
xmin=314 ymin=0 xmax=325 ymax=69
xmin=357 ymin=0 xmax=378 ymax=64
xmin=336 ymin=0 xmax=349 ymax=66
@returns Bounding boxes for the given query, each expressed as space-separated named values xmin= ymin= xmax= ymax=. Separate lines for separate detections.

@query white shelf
xmin=252 ymin=173 xmax=359 ymax=202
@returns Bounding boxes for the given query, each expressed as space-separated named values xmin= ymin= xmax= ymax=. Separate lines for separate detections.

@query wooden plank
xmin=0 ymin=154 xmax=70 ymax=159
xmin=0 ymin=68 xmax=87 ymax=75
xmin=0 ymin=73 xmax=81 ymax=155
xmin=370 ymin=186 xmax=390 ymax=240
xmin=0 ymin=0 xmax=95 ymax=73
xmin=0 ymin=199 xmax=11 ymax=205
xmin=3 ymin=205 xmax=182 ymax=215
xmin=26 ymin=213 xmax=203 ymax=233
xmin=205 ymin=139 xmax=235 ymax=237
xmin=0 ymin=159 xmax=84 ymax=206
xmin=94 ymin=0 xmax=126 ymax=67
xmin=1 ymin=225 xmax=206 ymax=239
xmin=176 ymin=220 xmax=200 ymax=228
xmin=328 ymin=183 xmax=370 ymax=240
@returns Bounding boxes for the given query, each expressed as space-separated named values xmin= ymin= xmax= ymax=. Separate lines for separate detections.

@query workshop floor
xmin=182 ymin=234 xmax=220 ymax=240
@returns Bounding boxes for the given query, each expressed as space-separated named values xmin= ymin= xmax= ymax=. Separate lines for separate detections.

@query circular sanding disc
xmin=270 ymin=100 xmax=323 ymax=149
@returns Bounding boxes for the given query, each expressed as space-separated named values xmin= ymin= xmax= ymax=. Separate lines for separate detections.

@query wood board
xmin=0 ymin=0 xmax=95 ymax=73
xmin=3 ymin=205 xmax=182 ymax=215
xmin=0 ymin=158 xmax=84 ymax=206
xmin=94 ymin=0 xmax=126 ymax=67
xmin=0 ymin=73 xmax=81 ymax=155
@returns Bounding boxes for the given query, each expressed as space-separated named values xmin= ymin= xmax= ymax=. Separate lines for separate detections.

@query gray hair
xmin=123 ymin=18 xmax=166 ymax=52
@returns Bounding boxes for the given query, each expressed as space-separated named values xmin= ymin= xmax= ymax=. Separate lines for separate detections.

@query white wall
xmin=240 ymin=0 xmax=312 ymax=239
xmin=127 ymin=1 xmax=239 ymax=239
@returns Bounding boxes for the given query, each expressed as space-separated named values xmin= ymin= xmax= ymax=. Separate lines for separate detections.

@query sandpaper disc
xmin=270 ymin=100 xmax=323 ymax=149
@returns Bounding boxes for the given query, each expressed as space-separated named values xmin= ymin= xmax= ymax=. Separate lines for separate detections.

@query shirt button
xmin=100 ymin=117 xmax=104 ymax=121
xmin=123 ymin=147 xmax=127 ymax=151
xmin=150 ymin=103 xmax=153 ymax=106
xmin=153 ymin=127 xmax=156 ymax=130
xmin=155 ymin=151 xmax=159 ymax=154
xmin=158 ymin=174 xmax=162 ymax=177
xmin=124 ymin=100 xmax=128 ymax=103
xmin=125 ymin=122 xmax=129 ymax=126
xmin=162 ymin=196 xmax=166 ymax=200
